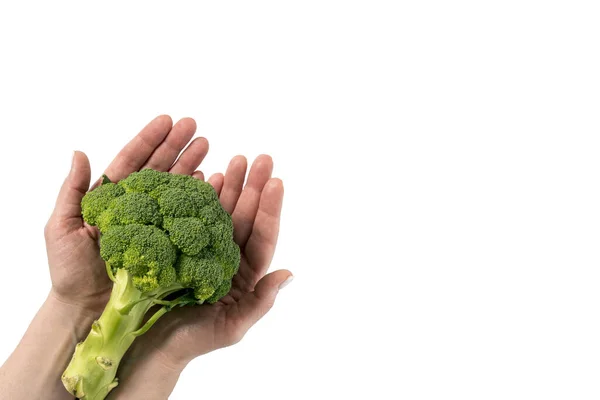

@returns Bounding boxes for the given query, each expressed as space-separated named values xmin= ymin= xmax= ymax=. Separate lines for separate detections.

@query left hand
xmin=45 ymin=115 xmax=209 ymax=314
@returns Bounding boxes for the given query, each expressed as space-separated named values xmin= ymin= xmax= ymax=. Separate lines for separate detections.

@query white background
xmin=0 ymin=1 xmax=599 ymax=399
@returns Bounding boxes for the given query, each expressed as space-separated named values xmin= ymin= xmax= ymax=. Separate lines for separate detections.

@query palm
xmin=46 ymin=225 xmax=111 ymax=311
xmin=46 ymin=115 xmax=209 ymax=313
xmin=116 ymin=154 xmax=288 ymax=372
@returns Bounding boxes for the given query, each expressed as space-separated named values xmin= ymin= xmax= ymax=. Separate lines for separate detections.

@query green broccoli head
xmin=81 ymin=169 xmax=240 ymax=303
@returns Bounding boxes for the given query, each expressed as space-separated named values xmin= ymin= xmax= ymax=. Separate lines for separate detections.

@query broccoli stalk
xmin=62 ymin=267 xmax=187 ymax=399
xmin=62 ymin=169 xmax=240 ymax=399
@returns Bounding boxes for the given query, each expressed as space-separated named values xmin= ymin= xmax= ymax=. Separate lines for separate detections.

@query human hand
xmin=0 ymin=115 xmax=210 ymax=400
xmin=45 ymin=115 xmax=209 ymax=314
xmin=108 ymin=155 xmax=291 ymax=399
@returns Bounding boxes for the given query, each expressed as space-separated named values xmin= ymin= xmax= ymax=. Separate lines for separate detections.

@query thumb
xmin=52 ymin=151 xmax=91 ymax=221
xmin=234 ymin=270 xmax=293 ymax=336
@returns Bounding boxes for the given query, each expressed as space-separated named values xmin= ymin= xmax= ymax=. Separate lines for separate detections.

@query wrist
xmin=0 ymin=291 xmax=102 ymax=399
xmin=46 ymin=290 xmax=103 ymax=336
xmin=49 ymin=285 xmax=112 ymax=317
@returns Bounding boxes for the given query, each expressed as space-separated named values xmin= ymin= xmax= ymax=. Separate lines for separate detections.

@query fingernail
xmin=69 ymin=151 xmax=76 ymax=173
xmin=278 ymin=275 xmax=294 ymax=290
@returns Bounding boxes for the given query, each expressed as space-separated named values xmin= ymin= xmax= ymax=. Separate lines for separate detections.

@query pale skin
xmin=0 ymin=115 xmax=292 ymax=400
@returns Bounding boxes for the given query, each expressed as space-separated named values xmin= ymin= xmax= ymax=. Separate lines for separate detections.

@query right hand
xmin=109 ymin=154 xmax=292 ymax=400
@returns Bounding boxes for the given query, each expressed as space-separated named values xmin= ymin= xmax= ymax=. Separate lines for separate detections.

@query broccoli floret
xmin=216 ymin=239 xmax=242 ymax=279
xmin=100 ymin=224 xmax=177 ymax=288
xmin=163 ymin=217 xmax=211 ymax=256
xmin=176 ymin=254 xmax=224 ymax=302
xmin=64 ymin=169 xmax=240 ymax=400
xmin=80 ymin=183 xmax=125 ymax=225
xmin=96 ymin=193 xmax=162 ymax=231
xmin=163 ymin=173 xmax=219 ymax=203
xmin=206 ymin=279 xmax=233 ymax=304
xmin=119 ymin=168 xmax=171 ymax=194
xmin=157 ymin=187 xmax=201 ymax=218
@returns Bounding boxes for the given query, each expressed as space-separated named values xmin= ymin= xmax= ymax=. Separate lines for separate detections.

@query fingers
xmin=142 ymin=118 xmax=197 ymax=171
xmin=103 ymin=115 xmax=173 ymax=181
xmin=207 ymin=173 xmax=224 ymax=195
xmin=230 ymin=270 xmax=293 ymax=339
xmin=219 ymin=156 xmax=248 ymax=214
xmin=169 ymin=137 xmax=209 ymax=175
xmin=243 ymin=178 xmax=284 ymax=275
xmin=231 ymin=155 xmax=274 ymax=246
xmin=52 ymin=151 xmax=92 ymax=224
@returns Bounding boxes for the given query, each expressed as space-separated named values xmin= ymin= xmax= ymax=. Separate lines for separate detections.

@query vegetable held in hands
xmin=62 ymin=169 xmax=240 ymax=400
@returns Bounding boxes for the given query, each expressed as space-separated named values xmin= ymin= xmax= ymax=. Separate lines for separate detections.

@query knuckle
xmin=44 ymin=220 xmax=54 ymax=240
xmin=263 ymin=302 xmax=275 ymax=315
xmin=228 ymin=328 xmax=246 ymax=345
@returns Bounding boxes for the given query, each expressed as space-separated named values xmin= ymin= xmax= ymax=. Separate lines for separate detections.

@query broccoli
xmin=62 ymin=169 xmax=240 ymax=400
